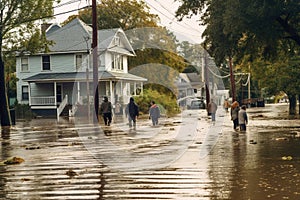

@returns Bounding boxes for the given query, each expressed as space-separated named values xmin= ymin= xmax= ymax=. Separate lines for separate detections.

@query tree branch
xmin=276 ymin=16 xmax=300 ymax=46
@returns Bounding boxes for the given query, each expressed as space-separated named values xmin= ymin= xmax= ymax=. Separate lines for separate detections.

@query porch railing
xmin=57 ymin=95 xmax=68 ymax=120
xmin=31 ymin=96 xmax=56 ymax=105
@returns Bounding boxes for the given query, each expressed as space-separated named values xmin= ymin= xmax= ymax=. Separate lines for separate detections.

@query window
xmin=76 ymin=54 xmax=83 ymax=70
xmin=22 ymin=86 xmax=29 ymax=100
xmin=42 ymin=55 xmax=50 ymax=70
xmin=112 ymin=54 xmax=123 ymax=70
xmin=113 ymin=36 xmax=120 ymax=46
xmin=21 ymin=57 xmax=29 ymax=72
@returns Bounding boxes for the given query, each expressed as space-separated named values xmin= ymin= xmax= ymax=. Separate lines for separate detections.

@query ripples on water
xmin=0 ymin=104 xmax=300 ymax=199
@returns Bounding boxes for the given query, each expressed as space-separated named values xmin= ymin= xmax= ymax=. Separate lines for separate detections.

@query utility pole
xmin=92 ymin=0 xmax=99 ymax=123
xmin=229 ymin=56 xmax=236 ymax=102
xmin=204 ymin=51 xmax=210 ymax=114
xmin=248 ymin=65 xmax=251 ymax=100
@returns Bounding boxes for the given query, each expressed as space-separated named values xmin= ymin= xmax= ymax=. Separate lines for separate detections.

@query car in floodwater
xmin=186 ymin=98 xmax=206 ymax=109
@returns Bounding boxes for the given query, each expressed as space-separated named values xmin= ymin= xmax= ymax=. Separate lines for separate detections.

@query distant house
xmin=16 ymin=18 xmax=146 ymax=118
xmin=176 ymin=73 xmax=205 ymax=106
xmin=176 ymin=72 xmax=226 ymax=106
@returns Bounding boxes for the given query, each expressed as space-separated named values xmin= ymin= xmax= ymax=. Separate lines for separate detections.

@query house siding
xmin=31 ymin=83 xmax=54 ymax=96
xmin=16 ymin=19 xmax=145 ymax=118
xmin=51 ymin=54 xmax=75 ymax=72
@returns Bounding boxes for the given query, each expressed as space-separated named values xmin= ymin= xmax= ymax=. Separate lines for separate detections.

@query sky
xmin=53 ymin=0 xmax=204 ymax=44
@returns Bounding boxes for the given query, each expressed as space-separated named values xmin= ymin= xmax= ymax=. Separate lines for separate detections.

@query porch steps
xmin=60 ymin=105 xmax=72 ymax=117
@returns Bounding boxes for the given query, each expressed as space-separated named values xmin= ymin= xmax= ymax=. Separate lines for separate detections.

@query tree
xmin=251 ymin=54 xmax=300 ymax=115
xmin=175 ymin=0 xmax=300 ymax=114
xmin=64 ymin=0 xmax=159 ymax=30
xmin=176 ymin=0 xmax=300 ymax=55
xmin=0 ymin=0 xmax=58 ymax=127
xmin=66 ymin=0 xmax=188 ymax=98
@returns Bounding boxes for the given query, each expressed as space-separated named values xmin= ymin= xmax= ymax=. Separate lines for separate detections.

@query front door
xmin=56 ymin=84 xmax=62 ymax=103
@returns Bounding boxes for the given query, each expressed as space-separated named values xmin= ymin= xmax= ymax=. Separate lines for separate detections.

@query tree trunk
xmin=0 ymin=57 xmax=11 ymax=127
xmin=288 ymin=94 xmax=297 ymax=115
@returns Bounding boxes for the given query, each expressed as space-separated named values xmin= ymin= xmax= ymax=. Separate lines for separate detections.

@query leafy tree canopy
xmin=64 ymin=0 xmax=188 ymax=92
xmin=0 ymin=0 xmax=59 ymax=126
xmin=64 ymin=0 xmax=159 ymax=30
xmin=175 ymin=0 xmax=300 ymax=62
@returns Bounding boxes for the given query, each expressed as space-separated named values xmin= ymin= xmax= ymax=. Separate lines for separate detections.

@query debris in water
xmin=25 ymin=146 xmax=40 ymax=150
xmin=249 ymin=140 xmax=257 ymax=144
xmin=275 ymin=137 xmax=288 ymax=141
xmin=282 ymin=156 xmax=293 ymax=161
xmin=66 ymin=169 xmax=78 ymax=178
xmin=21 ymin=178 xmax=31 ymax=182
xmin=3 ymin=157 xmax=25 ymax=165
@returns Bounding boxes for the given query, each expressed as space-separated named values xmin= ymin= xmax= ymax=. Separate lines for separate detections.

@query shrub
xmin=134 ymin=89 xmax=180 ymax=117
xmin=15 ymin=104 xmax=35 ymax=119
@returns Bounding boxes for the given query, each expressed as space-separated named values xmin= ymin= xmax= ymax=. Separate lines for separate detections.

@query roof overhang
xmin=23 ymin=71 xmax=147 ymax=83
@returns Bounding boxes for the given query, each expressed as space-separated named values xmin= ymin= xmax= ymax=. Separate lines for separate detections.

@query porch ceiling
xmin=23 ymin=71 xmax=147 ymax=83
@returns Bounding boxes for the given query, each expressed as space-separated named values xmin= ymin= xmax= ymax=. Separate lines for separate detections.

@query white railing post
xmin=57 ymin=95 xmax=68 ymax=121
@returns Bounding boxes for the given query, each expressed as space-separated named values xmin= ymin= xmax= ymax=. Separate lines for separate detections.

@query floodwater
xmin=0 ymin=103 xmax=300 ymax=199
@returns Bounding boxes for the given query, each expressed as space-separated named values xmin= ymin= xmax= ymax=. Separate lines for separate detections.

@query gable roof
xmin=98 ymin=28 xmax=135 ymax=56
xmin=45 ymin=18 xmax=135 ymax=56
xmin=46 ymin=18 xmax=92 ymax=53
xmin=186 ymin=73 xmax=202 ymax=83
xmin=178 ymin=73 xmax=190 ymax=83
xmin=177 ymin=73 xmax=204 ymax=89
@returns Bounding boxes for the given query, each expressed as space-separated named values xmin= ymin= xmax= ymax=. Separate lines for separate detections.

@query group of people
xmin=207 ymin=98 xmax=249 ymax=132
xmin=99 ymin=97 xmax=161 ymax=129
xmin=229 ymin=100 xmax=248 ymax=131
xmin=99 ymin=96 xmax=248 ymax=132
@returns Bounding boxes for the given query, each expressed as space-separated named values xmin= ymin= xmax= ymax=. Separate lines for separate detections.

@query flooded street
xmin=1 ymin=103 xmax=300 ymax=199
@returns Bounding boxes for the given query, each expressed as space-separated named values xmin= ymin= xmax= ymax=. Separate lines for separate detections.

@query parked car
xmin=187 ymin=98 xmax=206 ymax=109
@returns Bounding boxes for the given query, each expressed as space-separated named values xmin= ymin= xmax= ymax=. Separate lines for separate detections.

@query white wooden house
xmin=16 ymin=18 xmax=146 ymax=117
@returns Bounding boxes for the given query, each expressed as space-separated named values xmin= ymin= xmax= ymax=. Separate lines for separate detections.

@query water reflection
xmin=0 ymin=127 xmax=11 ymax=199
xmin=0 ymin=104 xmax=299 ymax=199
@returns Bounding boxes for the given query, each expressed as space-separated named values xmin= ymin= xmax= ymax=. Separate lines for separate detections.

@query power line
xmin=152 ymin=0 xmax=202 ymax=33
xmin=53 ymin=6 xmax=90 ymax=18
xmin=54 ymin=0 xmax=82 ymax=8
xmin=144 ymin=0 xmax=202 ymax=35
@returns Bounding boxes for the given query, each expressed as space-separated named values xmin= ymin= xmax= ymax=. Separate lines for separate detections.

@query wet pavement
xmin=1 ymin=103 xmax=300 ymax=199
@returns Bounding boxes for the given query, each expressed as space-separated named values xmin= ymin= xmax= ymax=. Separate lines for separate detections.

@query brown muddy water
xmin=0 ymin=103 xmax=300 ymax=200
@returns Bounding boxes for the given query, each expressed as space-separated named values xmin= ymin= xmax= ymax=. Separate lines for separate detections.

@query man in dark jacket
xmin=99 ymin=96 xmax=112 ymax=126
xmin=125 ymin=97 xmax=139 ymax=129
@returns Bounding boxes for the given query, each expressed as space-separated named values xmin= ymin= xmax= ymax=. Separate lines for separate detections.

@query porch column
xmin=109 ymin=80 xmax=114 ymax=104
xmin=134 ymin=82 xmax=137 ymax=95
xmin=140 ymin=82 xmax=143 ymax=95
xmin=54 ymin=82 xmax=57 ymax=106
xmin=77 ymin=82 xmax=80 ymax=103
xmin=120 ymin=81 xmax=123 ymax=95
xmin=28 ymin=83 xmax=31 ymax=106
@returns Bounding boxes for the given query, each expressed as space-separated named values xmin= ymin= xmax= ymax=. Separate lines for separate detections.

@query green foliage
xmin=176 ymin=0 xmax=300 ymax=62
xmin=0 ymin=0 xmax=58 ymax=126
xmin=134 ymin=88 xmax=180 ymax=117
xmin=176 ymin=0 xmax=300 ymax=115
xmin=251 ymin=55 xmax=300 ymax=99
xmin=75 ymin=0 xmax=159 ymax=30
